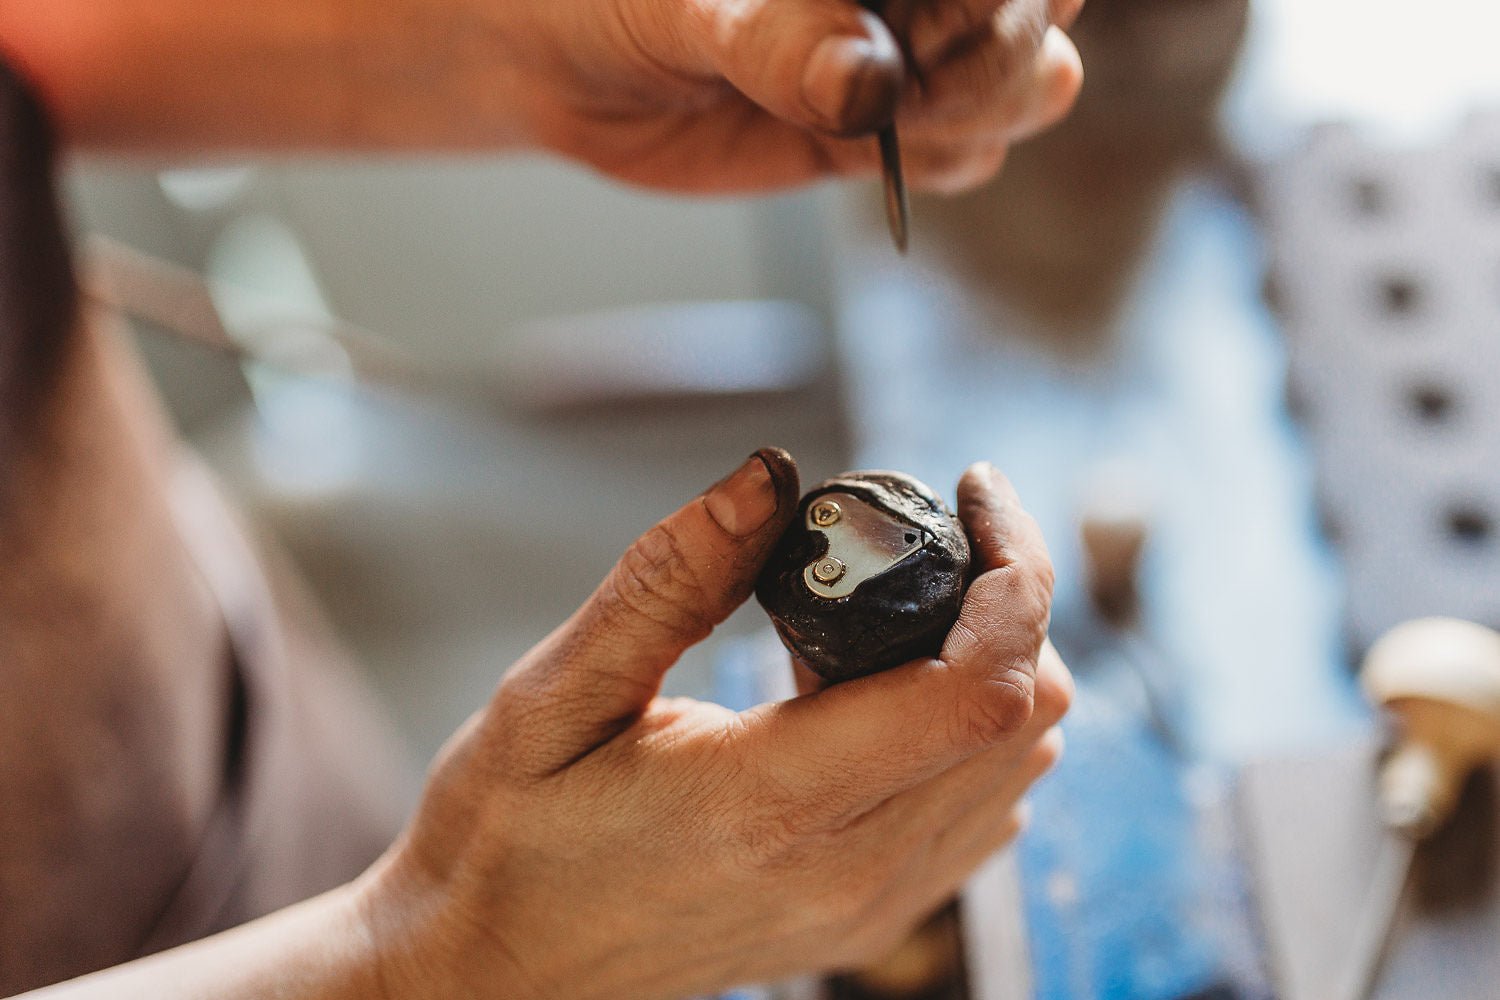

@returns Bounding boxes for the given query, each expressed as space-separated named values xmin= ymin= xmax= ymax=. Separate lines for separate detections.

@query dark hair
xmin=0 ymin=58 xmax=76 ymax=477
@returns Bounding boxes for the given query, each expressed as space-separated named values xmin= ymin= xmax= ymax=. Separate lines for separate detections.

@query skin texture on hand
xmin=16 ymin=449 xmax=1069 ymax=1000
xmin=0 ymin=0 xmax=1082 ymax=193
xmin=496 ymin=0 xmax=1086 ymax=192
xmin=357 ymin=449 xmax=1072 ymax=1000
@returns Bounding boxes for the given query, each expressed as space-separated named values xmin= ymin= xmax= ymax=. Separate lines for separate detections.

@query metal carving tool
xmin=862 ymin=0 xmax=909 ymax=253
xmin=875 ymin=124 xmax=908 ymax=253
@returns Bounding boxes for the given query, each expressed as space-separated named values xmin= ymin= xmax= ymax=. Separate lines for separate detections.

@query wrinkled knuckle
xmin=735 ymin=794 xmax=830 ymax=873
xmin=753 ymin=812 xmax=806 ymax=867
xmin=1004 ymin=562 xmax=1054 ymax=634
xmin=945 ymin=614 xmax=984 ymax=657
xmin=958 ymin=671 xmax=1035 ymax=748
xmin=485 ymin=673 xmax=582 ymax=775
xmin=1034 ymin=547 xmax=1057 ymax=598
xmin=1025 ymin=586 xmax=1054 ymax=644
xmin=734 ymin=816 xmax=796 ymax=873
xmin=1013 ymin=514 xmax=1056 ymax=596
xmin=611 ymin=523 xmax=715 ymax=639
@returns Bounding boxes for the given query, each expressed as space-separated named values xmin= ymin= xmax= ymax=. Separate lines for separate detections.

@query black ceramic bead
xmin=755 ymin=471 xmax=971 ymax=684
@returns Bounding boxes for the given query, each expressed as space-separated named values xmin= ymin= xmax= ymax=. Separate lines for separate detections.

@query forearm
xmin=16 ymin=884 xmax=390 ymax=1000
xmin=0 ymin=0 xmax=530 ymax=152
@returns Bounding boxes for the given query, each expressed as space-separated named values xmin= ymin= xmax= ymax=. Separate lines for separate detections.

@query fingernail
xmin=801 ymin=24 xmax=902 ymax=135
xmin=704 ymin=454 xmax=778 ymax=537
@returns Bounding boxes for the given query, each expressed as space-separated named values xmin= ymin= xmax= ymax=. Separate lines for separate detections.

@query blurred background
xmin=60 ymin=0 xmax=1500 ymax=995
xmin=65 ymin=0 xmax=1500 ymax=757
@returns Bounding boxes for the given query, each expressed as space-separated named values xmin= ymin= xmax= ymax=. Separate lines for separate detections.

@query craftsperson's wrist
xmin=348 ymin=843 xmax=548 ymax=1000
xmin=348 ymin=852 xmax=450 ymax=1000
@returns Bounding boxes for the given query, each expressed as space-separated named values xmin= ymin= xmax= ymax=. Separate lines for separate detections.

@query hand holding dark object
xmin=756 ymin=471 xmax=972 ymax=684
xmin=355 ymin=453 xmax=1069 ymax=1000
xmin=758 ymin=470 xmax=1046 ymax=1000
xmin=17 ymin=452 xmax=1067 ymax=999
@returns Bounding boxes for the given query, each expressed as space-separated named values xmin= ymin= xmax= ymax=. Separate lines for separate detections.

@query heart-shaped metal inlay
xmin=801 ymin=491 xmax=932 ymax=599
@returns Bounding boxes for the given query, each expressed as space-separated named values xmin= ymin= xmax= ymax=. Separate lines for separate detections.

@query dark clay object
xmin=755 ymin=471 xmax=971 ymax=684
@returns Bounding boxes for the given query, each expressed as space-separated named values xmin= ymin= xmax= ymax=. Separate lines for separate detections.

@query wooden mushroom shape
xmin=1078 ymin=463 xmax=1152 ymax=628
xmin=1361 ymin=617 xmax=1500 ymax=838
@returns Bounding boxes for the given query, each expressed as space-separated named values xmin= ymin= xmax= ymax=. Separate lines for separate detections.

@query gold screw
xmin=811 ymin=500 xmax=842 ymax=527
xmin=812 ymin=557 xmax=847 ymax=584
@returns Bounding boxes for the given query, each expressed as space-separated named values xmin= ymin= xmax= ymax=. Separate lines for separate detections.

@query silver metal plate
xmin=802 ymin=491 xmax=930 ymax=599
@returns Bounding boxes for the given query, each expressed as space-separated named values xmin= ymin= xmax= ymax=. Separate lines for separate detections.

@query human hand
xmin=487 ymin=0 xmax=1085 ymax=193
xmin=1 ymin=0 xmax=1078 ymax=181
xmin=357 ymin=449 xmax=1071 ymax=1000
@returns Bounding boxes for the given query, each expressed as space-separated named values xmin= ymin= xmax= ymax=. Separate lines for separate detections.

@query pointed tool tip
xmin=880 ymin=167 xmax=909 ymax=253
xmin=876 ymin=125 xmax=909 ymax=255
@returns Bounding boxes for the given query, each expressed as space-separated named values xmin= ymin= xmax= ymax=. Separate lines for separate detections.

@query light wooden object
xmin=1328 ymin=617 xmax=1500 ymax=999
xmin=1238 ymin=739 xmax=1500 ymax=1000
xmin=1078 ymin=471 xmax=1152 ymax=629
xmin=1362 ymin=616 xmax=1500 ymax=836
xmin=1241 ymin=617 xmax=1500 ymax=1000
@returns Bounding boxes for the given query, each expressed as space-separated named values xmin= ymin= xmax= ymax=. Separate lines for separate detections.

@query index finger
xmin=747 ymin=461 xmax=1055 ymax=824
xmin=945 ymin=459 xmax=1054 ymax=666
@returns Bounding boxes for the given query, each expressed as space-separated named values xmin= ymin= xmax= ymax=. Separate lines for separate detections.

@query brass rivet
xmin=811 ymin=500 xmax=842 ymax=527
xmin=812 ymin=557 xmax=846 ymax=584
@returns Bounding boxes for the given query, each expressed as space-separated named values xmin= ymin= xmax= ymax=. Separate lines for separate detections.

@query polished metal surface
xmin=801 ymin=490 xmax=927 ymax=599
